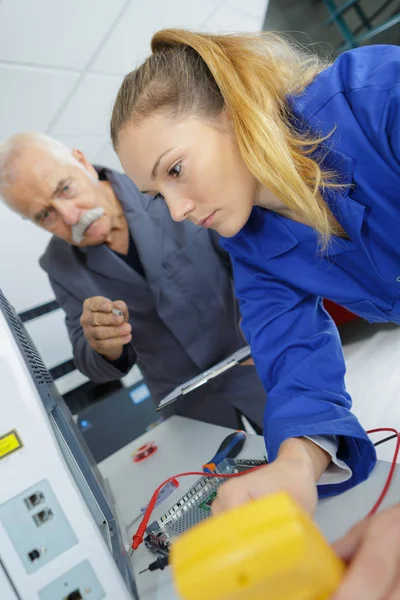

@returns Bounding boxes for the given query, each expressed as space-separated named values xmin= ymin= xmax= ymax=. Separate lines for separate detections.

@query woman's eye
xmin=169 ymin=162 xmax=181 ymax=177
xmin=153 ymin=193 xmax=164 ymax=200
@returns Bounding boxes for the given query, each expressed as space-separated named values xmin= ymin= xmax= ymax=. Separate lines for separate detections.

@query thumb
xmin=211 ymin=481 xmax=253 ymax=516
xmin=113 ymin=300 xmax=129 ymax=321
xmin=332 ymin=519 xmax=368 ymax=562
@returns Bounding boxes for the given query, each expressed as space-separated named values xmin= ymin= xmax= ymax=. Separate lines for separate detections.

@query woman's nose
xmin=167 ymin=196 xmax=195 ymax=223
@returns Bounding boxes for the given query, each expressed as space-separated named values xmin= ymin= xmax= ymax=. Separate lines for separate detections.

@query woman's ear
xmin=219 ymin=106 xmax=233 ymax=125
xmin=214 ymin=107 xmax=235 ymax=137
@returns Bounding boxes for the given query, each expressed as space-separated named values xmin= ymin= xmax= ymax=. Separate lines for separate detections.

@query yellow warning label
xmin=0 ymin=430 xmax=22 ymax=460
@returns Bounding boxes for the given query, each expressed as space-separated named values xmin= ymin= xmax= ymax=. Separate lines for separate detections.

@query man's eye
xmin=59 ymin=182 xmax=75 ymax=198
xmin=60 ymin=184 xmax=71 ymax=196
xmin=41 ymin=208 xmax=56 ymax=224
xmin=168 ymin=162 xmax=181 ymax=177
xmin=153 ymin=193 xmax=164 ymax=200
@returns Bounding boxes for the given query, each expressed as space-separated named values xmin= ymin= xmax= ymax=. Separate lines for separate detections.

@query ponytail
xmin=111 ymin=29 xmax=346 ymax=247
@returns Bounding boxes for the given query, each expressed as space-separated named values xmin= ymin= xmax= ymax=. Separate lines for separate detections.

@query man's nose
xmin=167 ymin=196 xmax=195 ymax=223
xmin=54 ymin=200 xmax=81 ymax=226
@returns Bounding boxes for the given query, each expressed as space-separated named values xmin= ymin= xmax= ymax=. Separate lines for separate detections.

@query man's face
xmin=6 ymin=146 xmax=113 ymax=247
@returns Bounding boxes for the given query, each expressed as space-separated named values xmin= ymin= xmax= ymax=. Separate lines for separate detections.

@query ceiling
xmin=0 ymin=0 xmax=269 ymax=170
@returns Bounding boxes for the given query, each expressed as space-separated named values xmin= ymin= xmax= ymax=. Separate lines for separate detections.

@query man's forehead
xmin=12 ymin=148 xmax=66 ymax=195
xmin=5 ymin=149 xmax=66 ymax=218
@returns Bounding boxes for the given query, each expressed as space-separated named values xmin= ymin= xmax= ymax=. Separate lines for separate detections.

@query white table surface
xmin=99 ymin=415 xmax=400 ymax=600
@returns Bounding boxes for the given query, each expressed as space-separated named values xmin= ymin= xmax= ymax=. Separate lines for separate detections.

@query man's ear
xmin=72 ymin=148 xmax=98 ymax=180
xmin=72 ymin=148 xmax=90 ymax=169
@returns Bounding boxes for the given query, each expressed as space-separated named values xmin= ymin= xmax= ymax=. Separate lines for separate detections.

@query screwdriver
xmin=203 ymin=430 xmax=247 ymax=473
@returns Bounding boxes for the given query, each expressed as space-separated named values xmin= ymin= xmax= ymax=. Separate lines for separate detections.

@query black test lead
xmin=139 ymin=555 xmax=169 ymax=574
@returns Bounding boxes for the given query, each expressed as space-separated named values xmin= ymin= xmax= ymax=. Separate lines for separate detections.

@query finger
xmin=332 ymin=517 xmax=400 ymax=600
xmin=333 ymin=520 xmax=369 ymax=563
xmin=113 ymin=300 xmax=129 ymax=320
xmin=89 ymin=311 xmax=124 ymax=327
xmin=240 ymin=358 xmax=254 ymax=366
xmin=94 ymin=335 xmax=132 ymax=353
xmin=210 ymin=495 xmax=224 ymax=516
xmin=211 ymin=480 xmax=252 ymax=517
xmin=84 ymin=296 xmax=113 ymax=313
xmin=386 ymin=574 xmax=400 ymax=600
xmin=92 ymin=323 xmax=132 ymax=341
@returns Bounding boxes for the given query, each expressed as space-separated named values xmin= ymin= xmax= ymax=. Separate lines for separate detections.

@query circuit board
xmin=198 ymin=491 xmax=217 ymax=512
xmin=145 ymin=457 xmax=267 ymax=554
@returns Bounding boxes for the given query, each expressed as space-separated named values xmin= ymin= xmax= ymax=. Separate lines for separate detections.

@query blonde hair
xmin=111 ymin=29 xmax=346 ymax=246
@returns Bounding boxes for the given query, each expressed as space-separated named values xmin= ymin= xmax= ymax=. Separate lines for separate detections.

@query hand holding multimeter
xmin=139 ymin=427 xmax=400 ymax=600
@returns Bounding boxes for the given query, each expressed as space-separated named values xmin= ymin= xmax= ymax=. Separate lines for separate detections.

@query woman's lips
xmin=200 ymin=212 xmax=216 ymax=228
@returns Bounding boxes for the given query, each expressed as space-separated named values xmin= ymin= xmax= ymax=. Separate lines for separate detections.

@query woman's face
xmin=117 ymin=110 xmax=258 ymax=237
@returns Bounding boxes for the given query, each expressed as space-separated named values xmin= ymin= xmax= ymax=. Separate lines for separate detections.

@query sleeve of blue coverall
xmin=343 ymin=45 xmax=400 ymax=167
xmin=231 ymin=256 xmax=376 ymax=498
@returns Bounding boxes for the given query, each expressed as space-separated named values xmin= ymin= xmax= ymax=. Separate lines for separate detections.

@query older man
xmin=0 ymin=132 xmax=266 ymax=431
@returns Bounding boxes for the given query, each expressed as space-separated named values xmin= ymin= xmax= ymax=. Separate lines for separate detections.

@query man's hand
xmin=80 ymin=296 xmax=132 ymax=361
xmin=240 ymin=358 xmax=255 ymax=366
xmin=212 ymin=438 xmax=331 ymax=518
xmin=331 ymin=504 xmax=400 ymax=600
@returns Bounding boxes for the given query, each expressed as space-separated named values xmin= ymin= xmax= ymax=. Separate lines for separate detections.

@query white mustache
xmin=71 ymin=208 xmax=105 ymax=244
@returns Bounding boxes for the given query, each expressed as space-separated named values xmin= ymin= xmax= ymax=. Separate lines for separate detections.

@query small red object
xmin=323 ymin=299 xmax=359 ymax=326
xmin=132 ymin=442 xmax=158 ymax=463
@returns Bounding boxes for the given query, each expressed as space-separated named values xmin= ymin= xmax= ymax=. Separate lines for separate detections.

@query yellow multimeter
xmin=171 ymin=492 xmax=345 ymax=600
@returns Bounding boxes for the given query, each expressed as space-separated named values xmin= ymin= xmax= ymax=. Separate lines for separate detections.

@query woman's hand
xmin=212 ymin=437 xmax=330 ymax=517
xmin=331 ymin=504 xmax=400 ymax=600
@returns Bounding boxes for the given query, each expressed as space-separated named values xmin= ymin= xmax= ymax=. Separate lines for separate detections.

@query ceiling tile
xmin=202 ymin=4 xmax=263 ymax=32
xmin=0 ymin=0 xmax=128 ymax=69
xmin=0 ymin=64 xmax=79 ymax=138
xmin=93 ymin=141 xmax=123 ymax=172
xmin=91 ymin=0 xmax=217 ymax=75
xmin=50 ymin=73 xmax=124 ymax=137
xmin=54 ymin=135 xmax=108 ymax=163
xmin=225 ymin=0 xmax=269 ymax=21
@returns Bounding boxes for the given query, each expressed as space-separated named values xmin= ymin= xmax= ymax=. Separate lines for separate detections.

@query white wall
xmin=0 ymin=0 xmax=269 ymax=392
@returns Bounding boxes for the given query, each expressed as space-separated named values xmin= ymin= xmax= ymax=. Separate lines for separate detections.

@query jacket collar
xmin=77 ymin=167 xmax=164 ymax=298
xmin=227 ymin=147 xmax=365 ymax=262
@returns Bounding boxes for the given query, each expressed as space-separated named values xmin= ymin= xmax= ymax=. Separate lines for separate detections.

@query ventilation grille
xmin=151 ymin=458 xmax=268 ymax=537
xmin=0 ymin=289 xmax=53 ymax=385
xmin=163 ymin=481 xmax=221 ymax=536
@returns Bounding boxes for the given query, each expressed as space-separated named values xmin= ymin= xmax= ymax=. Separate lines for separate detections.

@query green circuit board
xmin=199 ymin=491 xmax=217 ymax=512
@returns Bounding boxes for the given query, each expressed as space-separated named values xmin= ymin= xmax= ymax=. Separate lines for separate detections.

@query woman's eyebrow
xmin=151 ymin=147 xmax=177 ymax=179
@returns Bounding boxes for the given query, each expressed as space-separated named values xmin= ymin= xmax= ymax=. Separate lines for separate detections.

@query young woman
xmin=110 ymin=29 xmax=400 ymax=599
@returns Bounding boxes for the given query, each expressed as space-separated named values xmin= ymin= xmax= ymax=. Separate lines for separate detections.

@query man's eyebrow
xmin=51 ymin=179 xmax=68 ymax=198
xmin=151 ymin=147 xmax=176 ymax=179
xmin=33 ymin=178 xmax=67 ymax=221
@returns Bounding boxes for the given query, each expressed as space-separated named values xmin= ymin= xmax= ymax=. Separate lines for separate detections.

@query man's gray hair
xmin=0 ymin=132 xmax=79 ymax=194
